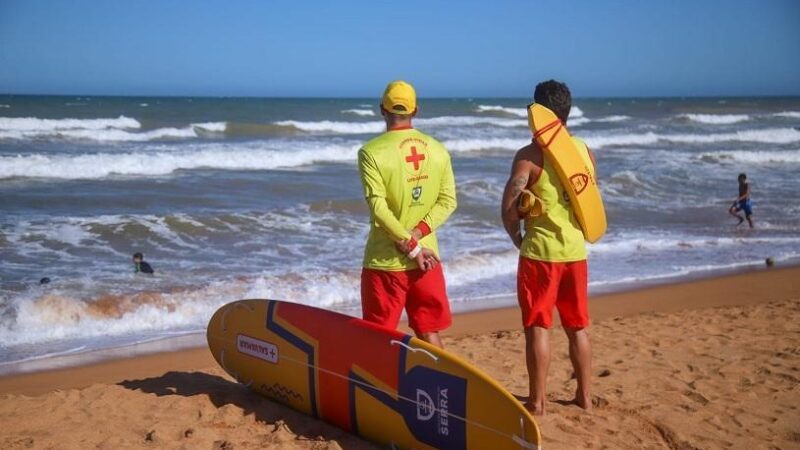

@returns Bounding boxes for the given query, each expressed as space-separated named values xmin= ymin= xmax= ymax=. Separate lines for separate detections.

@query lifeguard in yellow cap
xmin=357 ymin=80 xmax=457 ymax=348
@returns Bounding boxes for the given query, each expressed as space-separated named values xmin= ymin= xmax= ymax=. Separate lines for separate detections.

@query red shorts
xmin=517 ymin=257 xmax=589 ymax=329
xmin=361 ymin=265 xmax=451 ymax=334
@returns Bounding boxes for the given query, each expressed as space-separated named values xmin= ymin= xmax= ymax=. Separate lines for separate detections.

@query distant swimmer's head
xmin=39 ymin=277 xmax=51 ymax=285
xmin=132 ymin=252 xmax=143 ymax=263
xmin=534 ymin=80 xmax=572 ymax=124
xmin=738 ymin=173 xmax=747 ymax=182
xmin=381 ymin=80 xmax=417 ymax=117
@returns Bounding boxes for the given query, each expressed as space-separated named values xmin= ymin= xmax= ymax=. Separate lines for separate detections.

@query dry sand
xmin=1 ymin=267 xmax=798 ymax=449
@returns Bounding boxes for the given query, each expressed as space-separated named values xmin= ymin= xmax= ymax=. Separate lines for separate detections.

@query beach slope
xmin=1 ymin=267 xmax=798 ymax=449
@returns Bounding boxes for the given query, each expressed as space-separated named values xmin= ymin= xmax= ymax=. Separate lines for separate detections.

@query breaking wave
xmin=275 ymin=115 xmax=525 ymax=134
xmin=0 ymin=115 xmax=140 ymax=131
xmin=697 ymin=150 xmax=800 ymax=165
xmin=774 ymin=111 xmax=800 ymax=119
xmin=0 ymin=116 xmax=226 ymax=142
xmin=0 ymin=142 xmax=360 ymax=179
xmin=680 ymin=113 xmax=750 ymax=125
xmin=341 ymin=109 xmax=375 ymax=116
xmin=585 ymin=127 xmax=800 ymax=148
xmin=476 ymin=104 xmax=584 ymax=119
xmin=476 ymin=105 xmax=527 ymax=117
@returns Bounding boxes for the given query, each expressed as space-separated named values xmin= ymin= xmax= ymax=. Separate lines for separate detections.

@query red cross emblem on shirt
xmin=405 ymin=146 xmax=425 ymax=170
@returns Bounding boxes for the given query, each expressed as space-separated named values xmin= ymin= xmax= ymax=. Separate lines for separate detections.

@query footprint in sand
xmin=683 ymin=390 xmax=710 ymax=406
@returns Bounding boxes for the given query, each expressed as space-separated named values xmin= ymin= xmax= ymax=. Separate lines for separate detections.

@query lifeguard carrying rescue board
xmin=207 ymin=299 xmax=542 ymax=450
xmin=527 ymin=103 xmax=607 ymax=243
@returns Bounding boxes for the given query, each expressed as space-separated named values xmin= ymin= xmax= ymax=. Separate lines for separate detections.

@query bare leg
xmin=564 ymin=327 xmax=592 ymax=412
xmin=524 ymin=326 xmax=550 ymax=415
xmin=729 ymin=207 xmax=744 ymax=225
xmin=416 ymin=331 xmax=443 ymax=349
xmin=746 ymin=215 xmax=754 ymax=228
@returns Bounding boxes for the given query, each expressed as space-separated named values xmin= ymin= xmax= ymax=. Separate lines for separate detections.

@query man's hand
xmin=414 ymin=248 xmax=440 ymax=272
xmin=395 ymin=227 xmax=425 ymax=254
xmin=396 ymin=239 xmax=411 ymax=254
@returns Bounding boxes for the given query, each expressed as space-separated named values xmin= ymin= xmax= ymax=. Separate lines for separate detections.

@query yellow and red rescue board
xmin=527 ymin=103 xmax=607 ymax=243
xmin=207 ymin=299 xmax=542 ymax=450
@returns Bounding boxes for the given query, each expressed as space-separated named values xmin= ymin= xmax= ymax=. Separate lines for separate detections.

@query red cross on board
xmin=405 ymin=146 xmax=425 ymax=170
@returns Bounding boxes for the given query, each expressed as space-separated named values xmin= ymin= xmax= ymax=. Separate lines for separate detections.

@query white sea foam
xmin=585 ymin=127 xmax=800 ymax=148
xmin=476 ymin=105 xmax=527 ymax=117
xmin=443 ymin=251 xmax=519 ymax=288
xmin=0 ymin=116 xmax=230 ymax=141
xmin=276 ymin=115 xmax=524 ymax=134
xmin=595 ymin=115 xmax=631 ymax=122
xmin=476 ymin=105 xmax=585 ymax=120
xmin=774 ymin=111 xmax=800 ymax=119
xmin=584 ymin=132 xmax=661 ymax=148
xmin=443 ymin=137 xmax=522 ymax=152
xmin=0 ymin=142 xmax=360 ymax=179
xmin=0 ymin=104 xmax=10 ymax=108
xmin=680 ymin=113 xmax=750 ymax=124
xmin=0 ymin=289 xmax=223 ymax=347
xmin=0 ymin=115 xmax=140 ymax=132
xmin=420 ymin=116 xmax=521 ymax=128
xmin=0 ymin=269 xmax=366 ymax=347
xmin=275 ymin=120 xmax=384 ymax=134
xmin=569 ymin=117 xmax=591 ymax=126
xmin=3 ymin=221 xmax=799 ymax=349
xmin=341 ymin=108 xmax=375 ymax=116
xmin=191 ymin=122 xmax=227 ymax=132
xmin=444 ymin=128 xmax=800 ymax=151
xmin=0 ymin=126 xmax=197 ymax=142
xmin=697 ymin=150 xmax=800 ymax=165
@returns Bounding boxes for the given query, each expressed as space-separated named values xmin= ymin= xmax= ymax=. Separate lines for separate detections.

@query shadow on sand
xmin=118 ymin=370 xmax=377 ymax=449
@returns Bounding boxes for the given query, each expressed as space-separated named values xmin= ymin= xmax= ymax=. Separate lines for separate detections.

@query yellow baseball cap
xmin=381 ymin=80 xmax=417 ymax=115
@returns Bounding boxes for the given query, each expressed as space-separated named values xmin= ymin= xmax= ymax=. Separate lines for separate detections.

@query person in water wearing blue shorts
xmin=728 ymin=173 xmax=754 ymax=228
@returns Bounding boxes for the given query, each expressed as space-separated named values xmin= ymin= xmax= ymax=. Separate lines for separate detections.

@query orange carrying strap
xmin=533 ymin=119 xmax=563 ymax=148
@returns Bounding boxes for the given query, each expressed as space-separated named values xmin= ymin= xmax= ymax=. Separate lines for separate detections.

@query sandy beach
xmin=1 ymin=266 xmax=798 ymax=449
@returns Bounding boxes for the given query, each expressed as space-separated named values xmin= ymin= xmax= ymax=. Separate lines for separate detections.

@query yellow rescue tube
xmin=527 ymin=103 xmax=607 ymax=243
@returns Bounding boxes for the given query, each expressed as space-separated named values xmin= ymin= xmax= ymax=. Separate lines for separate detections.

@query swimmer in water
xmin=132 ymin=252 xmax=155 ymax=274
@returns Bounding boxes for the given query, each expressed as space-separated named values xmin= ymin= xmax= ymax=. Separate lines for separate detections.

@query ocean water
xmin=1 ymin=95 xmax=799 ymax=365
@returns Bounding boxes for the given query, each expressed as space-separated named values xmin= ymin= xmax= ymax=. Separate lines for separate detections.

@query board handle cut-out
xmin=389 ymin=339 xmax=438 ymax=362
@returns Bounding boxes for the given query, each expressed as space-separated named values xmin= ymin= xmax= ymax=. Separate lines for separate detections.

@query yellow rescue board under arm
xmin=527 ymin=103 xmax=607 ymax=243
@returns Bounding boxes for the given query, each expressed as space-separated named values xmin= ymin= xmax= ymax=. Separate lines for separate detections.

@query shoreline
xmin=1 ymin=265 xmax=797 ymax=449
xmin=1 ymin=260 xmax=793 ymax=377
xmin=1 ymin=264 xmax=797 ymax=396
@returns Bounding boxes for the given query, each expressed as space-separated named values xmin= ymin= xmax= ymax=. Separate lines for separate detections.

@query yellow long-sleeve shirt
xmin=358 ymin=127 xmax=457 ymax=271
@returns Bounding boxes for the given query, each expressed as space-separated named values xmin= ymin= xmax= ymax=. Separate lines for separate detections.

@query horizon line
xmin=2 ymin=92 xmax=800 ymax=101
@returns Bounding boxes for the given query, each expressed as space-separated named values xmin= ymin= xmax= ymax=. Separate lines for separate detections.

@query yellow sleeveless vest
xmin=520 ymin=137 xmax=590 ymax=262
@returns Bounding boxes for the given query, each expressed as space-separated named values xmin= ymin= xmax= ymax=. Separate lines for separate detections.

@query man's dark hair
xmin=534 ymin=80 xmax=572 ymax=123
xmin=133 ymin=252 xmax=143 ymax=259
xmin=738 ymin=173 xmax=747 ymax=180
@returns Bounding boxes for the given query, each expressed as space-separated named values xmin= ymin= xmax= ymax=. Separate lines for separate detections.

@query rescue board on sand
xmin=207 ymin=299 xmax=542 ymax=449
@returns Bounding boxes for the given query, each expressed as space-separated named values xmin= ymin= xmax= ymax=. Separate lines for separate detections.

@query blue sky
xmin=1 ymin=0 xmax=798 ymax=97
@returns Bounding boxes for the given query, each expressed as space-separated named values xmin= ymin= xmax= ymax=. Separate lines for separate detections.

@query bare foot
xmin=525 ymin=400 xmax=546 ymax=416
xmin=574 ymin=391 xmax=593 ymax=413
